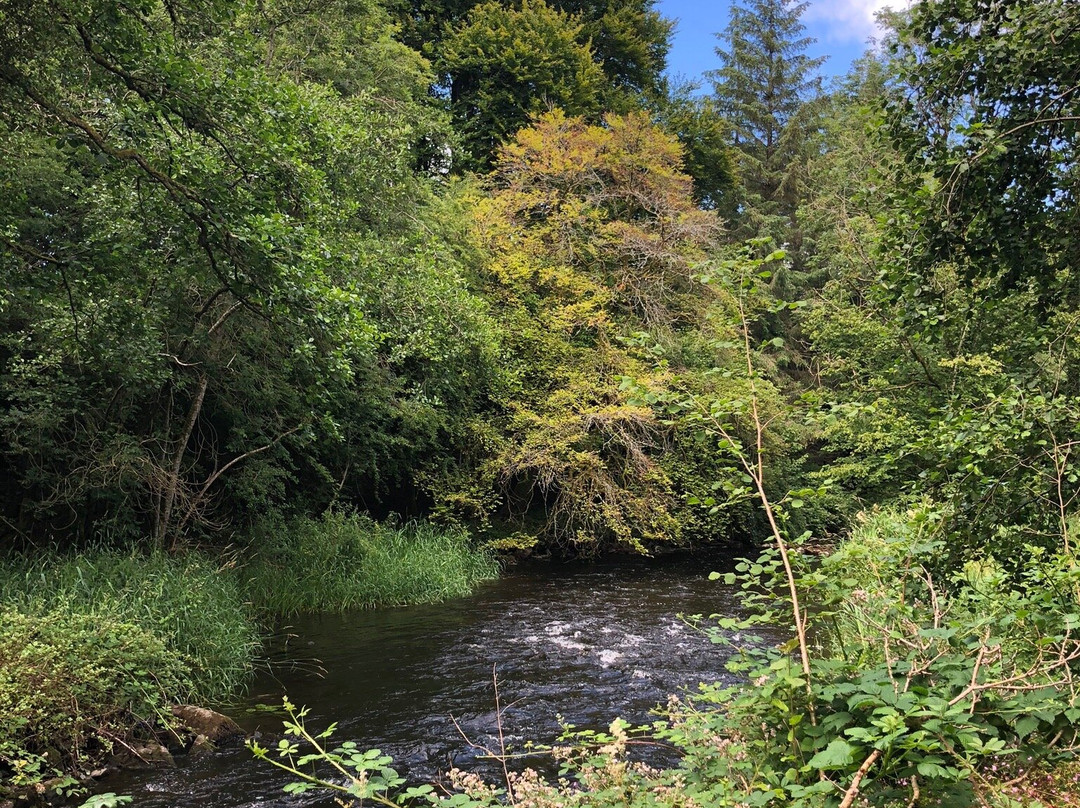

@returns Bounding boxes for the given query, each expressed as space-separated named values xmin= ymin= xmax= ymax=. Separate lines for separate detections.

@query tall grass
xmin=243 ymin=512 xmax=500 ymax=615
xmin=0 ymin=549 xmax=260 ymax=702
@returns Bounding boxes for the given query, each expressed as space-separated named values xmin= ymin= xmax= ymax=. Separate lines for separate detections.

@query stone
xmin=170 ymin=704 xmax=244 ymax=745
xmin=188 ymin=734 xmax=215 ymax=757
xmin=112 ymin=743 xmax=176 ymax=769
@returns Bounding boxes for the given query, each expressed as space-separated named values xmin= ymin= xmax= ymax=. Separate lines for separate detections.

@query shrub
xmin=0 ymin=550 xmax=260 ymax=702
xmin=0 ymin=549 xmax=259 ymax=791
xmin=658 ymin=506 xmax=1080 ymax=807
xmin=243 ymin=511 xmax=500 ymax=614
xmin=0 ymin=608 xmax=189 ymax=786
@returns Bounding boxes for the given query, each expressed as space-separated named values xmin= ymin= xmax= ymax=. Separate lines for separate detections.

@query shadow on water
xmin=102 ymin=550 xmax=786 ymax=807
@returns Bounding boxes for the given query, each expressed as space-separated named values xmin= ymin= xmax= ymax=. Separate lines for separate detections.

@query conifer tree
xmin=710 ymin=0 xmax=825 ymax=235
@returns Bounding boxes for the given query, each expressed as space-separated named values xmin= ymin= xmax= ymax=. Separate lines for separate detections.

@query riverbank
xmin=238 ymin=508 xmax=1080 ymax=808
xmin=243 ymin=512 xmax=501 ymax=614
xmin=0 ymin=551 xmax=258 ymax=800
xmin=0 ymin=514 xmax=498 ymax=801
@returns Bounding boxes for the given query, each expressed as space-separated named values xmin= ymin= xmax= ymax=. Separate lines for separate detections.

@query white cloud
xmin=805 ymin=0 xmax=910 ymax=45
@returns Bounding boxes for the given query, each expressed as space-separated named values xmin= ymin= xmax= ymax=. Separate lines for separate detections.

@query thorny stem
xmin=732 ymin=290 xmax=815 ymax=708
xmin=839 ymin=749 xmax=882 ymax=808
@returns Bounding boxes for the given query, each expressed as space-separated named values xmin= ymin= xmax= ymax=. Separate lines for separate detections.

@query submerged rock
xmin=188 ymin=734 xmax=215 ymax=757
xmin=170 ymin=705 xmax=244 ymax=745
xmin=112 ymin=743 xmax=176 ymax=769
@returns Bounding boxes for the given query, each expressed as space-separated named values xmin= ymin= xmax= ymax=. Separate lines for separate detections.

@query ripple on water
xmin=98 ymin=554 xmax=785 ymax=807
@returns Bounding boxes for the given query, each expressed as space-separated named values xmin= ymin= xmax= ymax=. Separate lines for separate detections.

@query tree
xmin=797 ymin=55 xmax=915 ymax=508
xmin=884 ymin=0 xmax=1080 ymax=317
xmin=436 ymin=0 xmax=605 ymax=170
xmin=455 ymin=110 xmax=727 ymax=553
xmin=872 ymin=0 xmax=1080 ymax=558
xmin=556 ymin=0 xmax=672 ymax=110
xmin=710 ymin=0 xmax=825 ymax=236
xmin=0 ymin=0 xmax=498 ymax=549
xmin=653 ymin=80 xmax=740 ymax=215
xmin=805 ymin=0 xmax=1080 ymax=562
xmin=390 ymin=0 xmax=672 ymax=115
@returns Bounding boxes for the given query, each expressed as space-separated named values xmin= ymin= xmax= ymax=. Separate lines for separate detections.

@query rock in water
xmin=113 ymin=743 xmax=176 ymax=769
xmin=171 ymin=705 xmax=244 ymax=744
xmin=188 ymin=734 xmax=215 ymax=757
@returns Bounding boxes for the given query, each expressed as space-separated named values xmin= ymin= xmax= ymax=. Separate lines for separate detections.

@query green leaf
xmin=808 ymin=738 xmax=857 ymax=770
xmin=1013 ymin=714 xmax=1040 ymax=739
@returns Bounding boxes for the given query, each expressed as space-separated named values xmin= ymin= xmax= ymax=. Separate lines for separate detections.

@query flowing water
xmin=102 ymin=552 xmax=783 ymax=806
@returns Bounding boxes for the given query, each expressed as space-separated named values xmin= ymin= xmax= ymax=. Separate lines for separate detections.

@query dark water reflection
xmin=103 ymin=553 xmax=784 ymax=807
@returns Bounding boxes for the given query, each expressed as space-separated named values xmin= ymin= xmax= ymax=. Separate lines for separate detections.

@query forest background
xmin=2 ymin=0 xmax=1080 ymax=805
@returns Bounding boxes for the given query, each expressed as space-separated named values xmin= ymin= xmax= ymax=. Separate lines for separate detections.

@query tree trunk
xmin=155 ymin=373 xmax=207 ymax=551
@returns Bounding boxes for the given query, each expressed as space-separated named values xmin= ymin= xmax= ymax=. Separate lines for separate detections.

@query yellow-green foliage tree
xmin=455 ymin=110 xmax=727 ymax=553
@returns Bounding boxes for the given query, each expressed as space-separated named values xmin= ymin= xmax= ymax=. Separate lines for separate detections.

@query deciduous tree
xmin=456 ymin=110 xmax=729 ymax=552
xmin=436 ymin=0 xmax=604 ymax=170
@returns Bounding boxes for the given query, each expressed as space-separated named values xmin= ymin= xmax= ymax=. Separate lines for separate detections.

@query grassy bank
xmin=243 ymin=511 xmax=501 ymax=615
xmin=0 ymin=515 xmax=499 ymax=793
xmin=0 ymin=550 xmax=260 ymax=701
xmin=0 ymin=550 xmax=260 ymax=789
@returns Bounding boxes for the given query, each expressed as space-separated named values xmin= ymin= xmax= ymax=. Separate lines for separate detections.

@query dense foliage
xmin=0 ymin=0 xmax=496 ymax=551
xmin=1 ymin=609 xmax=188 ymax=788
xmin=805 ymin=0 xmax=1080 ymax=565
xmin=0 ymin=0 xmax=747 ymax=560
xmin=0 ymin=550 xmax=259 ymax=788
xmin=4 ymin=0 xmax=1080 ymax=802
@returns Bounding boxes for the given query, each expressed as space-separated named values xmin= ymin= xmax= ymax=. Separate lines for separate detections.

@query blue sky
xmin=657 ymin=0 xmax=900 ymax=90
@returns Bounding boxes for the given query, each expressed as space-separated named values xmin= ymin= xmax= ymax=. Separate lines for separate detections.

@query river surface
xmin=103 ymin=553 xmax=783 ymax=806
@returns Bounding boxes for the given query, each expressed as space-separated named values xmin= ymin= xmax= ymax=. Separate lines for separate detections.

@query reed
xmin=0 ymin=549 xmax=260 ymax=702
xmin=243 ymin=511 xmax=500 ymax=615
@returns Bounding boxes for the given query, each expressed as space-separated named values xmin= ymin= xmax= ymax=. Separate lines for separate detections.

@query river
xmin=102 ymin=552 xmax=783 ymax=806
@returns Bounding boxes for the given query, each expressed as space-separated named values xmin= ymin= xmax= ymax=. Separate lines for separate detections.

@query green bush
xmin=0 ymin=549 xmax=260 ymax=790
xmin=0 ymin=550 xmax=260 ymax=703
xmin=0 ymin=608 xmax=189 ymax=786
xmin=243 ymin=511 xmax=500 ymax=614
xmin=656 ymin=507 xmax=1080 ymax=807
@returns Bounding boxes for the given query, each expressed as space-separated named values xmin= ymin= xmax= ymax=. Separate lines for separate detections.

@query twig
xmin=839 ymin=749 xmax=882 ymax=808
xmin=906 ymin=774 xmax=920 ymax=808
xmin=491 ymin=664 xmax=515 ymax=803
